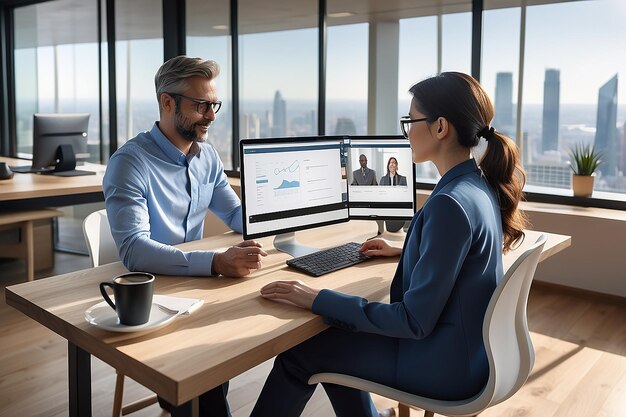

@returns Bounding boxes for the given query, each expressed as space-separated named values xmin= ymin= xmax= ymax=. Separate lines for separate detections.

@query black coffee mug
xmin=99 ymin=272 xmax=155 ymax=326
xmin=0 ymin=162 xmax=13 ymax=180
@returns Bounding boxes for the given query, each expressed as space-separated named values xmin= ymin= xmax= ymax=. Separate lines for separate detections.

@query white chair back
xmin=481 ymin=234 xmax=546 ymax=407
xmin=82 ymin=209 xmax=118 ymax=267
xmin=308 ymin=234 xmax=548 ymax=416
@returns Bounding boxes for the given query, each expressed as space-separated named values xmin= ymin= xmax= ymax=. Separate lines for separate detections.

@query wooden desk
xmin=5 ymin=222 xmax=571 ymax=417
xmin=0 ymin=156 xmax=105 ymax=210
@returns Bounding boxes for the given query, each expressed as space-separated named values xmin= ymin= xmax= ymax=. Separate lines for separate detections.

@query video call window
xmin=347 ymin=136 xmax=416 ymax=220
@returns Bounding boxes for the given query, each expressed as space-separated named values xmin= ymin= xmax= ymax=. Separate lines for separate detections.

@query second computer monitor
xmin=32 ymin=113 xmax=90 ymax=171
xmin=347 ymin=135 xmax=416 ymax=220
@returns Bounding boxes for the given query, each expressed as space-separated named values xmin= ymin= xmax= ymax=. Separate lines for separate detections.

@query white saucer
xmin=85 ymin=301 xmax=177 ymax=333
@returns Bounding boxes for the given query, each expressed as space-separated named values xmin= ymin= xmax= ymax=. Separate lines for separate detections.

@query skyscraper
xmin=494 ymin=72 xmax=514 ymax=133
xmin=335 ymin=117 xmax=357 ymax=135
xmin=622 ymin=122 xmax=626 ymax=175
xmin=594 ymin=74 xmax=619 ymax=176
xmin=542 ymin=69 xmax=560 ymax=153
xmin=241 ymin=113 xmax=261 ymax=139
xmin=272 ymin=90 xmax=287 ymax=137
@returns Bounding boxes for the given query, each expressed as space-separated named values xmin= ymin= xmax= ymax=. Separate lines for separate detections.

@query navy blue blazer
xmin=312 ymin=159 xmax=504 ymax=399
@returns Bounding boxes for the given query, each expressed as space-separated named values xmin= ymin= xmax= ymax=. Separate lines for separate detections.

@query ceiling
xmin=12 ymin=0 xmax=581 ymax=49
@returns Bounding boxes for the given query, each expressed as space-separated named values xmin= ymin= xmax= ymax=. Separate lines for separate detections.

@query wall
xmin=522 ymin=203 xmax=626 ymax=298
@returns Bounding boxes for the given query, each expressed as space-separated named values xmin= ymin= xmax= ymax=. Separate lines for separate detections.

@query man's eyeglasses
xmin=168 ymin=93 xmax=222 ymax=115
xmin=400 ymin=116 xmax=430 ymax=138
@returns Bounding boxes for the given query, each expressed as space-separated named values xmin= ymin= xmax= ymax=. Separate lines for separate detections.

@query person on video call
xmin=103 ymin=55 xmax=268 ymax=417
xmin=379 ymin=157 xmax=407 ymax=186
xmin=250 ymin=72 xmax=527 ymax=417
xmin=351 ymin=153 xmax=378 ymax=185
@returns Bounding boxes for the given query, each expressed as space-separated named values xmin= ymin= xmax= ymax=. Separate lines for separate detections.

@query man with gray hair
xmin=103 ymin=55 xmax=266 ymax=416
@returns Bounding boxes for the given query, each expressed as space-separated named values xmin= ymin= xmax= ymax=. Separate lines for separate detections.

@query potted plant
xmin=569 ymin=143 xmax=602 ymax=197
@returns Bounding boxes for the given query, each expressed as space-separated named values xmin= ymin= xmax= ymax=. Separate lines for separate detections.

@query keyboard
xmin=286 ymin=242 xmax=370 ymax=277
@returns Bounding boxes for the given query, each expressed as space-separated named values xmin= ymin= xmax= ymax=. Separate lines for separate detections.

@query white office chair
xmin=308 ymin=234 xmax=547 ymax=417
xmin=83 ymin=209 xmax=118 ymax=268
xmin=83 ymin=209 xmax=158 ymax=417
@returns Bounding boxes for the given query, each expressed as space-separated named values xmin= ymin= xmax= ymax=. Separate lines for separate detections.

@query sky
xmin=16 ymin=0 xmax=626 ymax=107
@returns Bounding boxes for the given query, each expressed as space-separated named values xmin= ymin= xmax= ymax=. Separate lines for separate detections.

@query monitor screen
xmin=346 ymin=135 xmax=416 ymax=220
xmin=240 ymin=136 xmax=349 ymax=240
xmin=32 ymin=113 xmax=90 ymax=170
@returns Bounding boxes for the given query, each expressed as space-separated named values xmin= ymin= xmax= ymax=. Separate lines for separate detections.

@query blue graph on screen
xmin=273 ymin=160 xmax=300 ymax=190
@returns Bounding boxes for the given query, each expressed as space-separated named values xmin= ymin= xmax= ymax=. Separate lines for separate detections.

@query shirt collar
xmin=431 ymin=158 xmax=480 ymax=196
xmin=150 ymin=122 xmax=202 ymax=165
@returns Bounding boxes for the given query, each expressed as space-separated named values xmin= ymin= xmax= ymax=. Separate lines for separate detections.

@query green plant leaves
xmin=569 ymin=143 xmax=602 ymax=176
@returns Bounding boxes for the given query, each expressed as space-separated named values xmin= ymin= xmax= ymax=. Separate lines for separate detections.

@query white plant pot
xmin=572 ymin=175 xmax=595 ymax=197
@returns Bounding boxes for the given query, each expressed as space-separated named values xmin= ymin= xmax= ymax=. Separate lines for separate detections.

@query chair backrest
xmin=480 ymin=234 xmax=547 ymax=408
xmin=82 ymin=209 xmax=119 ymax=267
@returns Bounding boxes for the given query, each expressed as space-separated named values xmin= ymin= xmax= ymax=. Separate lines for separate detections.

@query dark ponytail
xmin=409 ymin=72 xmax=527 ymax=253
xmin=479 ymin=130 xmax=527 ymax=253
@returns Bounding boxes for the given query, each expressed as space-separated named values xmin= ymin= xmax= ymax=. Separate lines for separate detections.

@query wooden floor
xmin=1 ymin=253 xmax=625 ymax=417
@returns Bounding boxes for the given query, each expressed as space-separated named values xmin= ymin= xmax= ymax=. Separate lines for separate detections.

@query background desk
xmin=0 ymin=156 xmax=105 ymax=211
xmin=5 ymin=222 xmax=571 ymax=417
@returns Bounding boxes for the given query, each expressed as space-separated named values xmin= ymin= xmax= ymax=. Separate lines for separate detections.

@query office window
xmin=482 ymin=6 xmax=521 ymax=141
xmin=115 ymin=0 xmax=163 ymax=146
xmin=326 ymin=22 xmax=368 ymax=136
xmin=441 ymin=12 xmax=472 ymax=74
xmin=186 ymin=0 xmax=233 ymax=170
xmin=397 ymin=4 xmax=472 ymax=182
xmin=238 ymin=0 xmax=318 ymax=140
xmin=13 ymin=0 xmax=101 ymax=162
xmin=523 ymin=0 xmax=626 ymax=195
xmin=398 ymin=16 xmax=439 ymax=182
xmin=398 ymin=16 xmax=438 ymax=112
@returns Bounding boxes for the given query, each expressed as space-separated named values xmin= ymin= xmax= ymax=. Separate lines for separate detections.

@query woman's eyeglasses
xmin=168 ymin=93 xmax=222 ymax=115
xmin=400 ymin=116 xmax=429 ymax=138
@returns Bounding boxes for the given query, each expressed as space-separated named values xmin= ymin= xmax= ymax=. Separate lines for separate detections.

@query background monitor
xmin=346 ymin=135 xmax=416 ymax=220
xmin=32 ymin=113 xmax=90 ymax=171
xmin=240 ymin=136 xmax=348 ymax=256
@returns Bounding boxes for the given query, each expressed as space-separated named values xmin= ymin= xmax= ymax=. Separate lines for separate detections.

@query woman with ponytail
xmin=251 ymin=72 xmax=527 ymax=417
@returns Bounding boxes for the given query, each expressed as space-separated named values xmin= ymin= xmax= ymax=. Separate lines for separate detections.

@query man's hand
xmin=212 ymin=240 xmax=268 ymax=277
xmin=359 ymin=238 xmax=402 ymax=257
xmin=260 ymin=280 xmax=319 ymax=310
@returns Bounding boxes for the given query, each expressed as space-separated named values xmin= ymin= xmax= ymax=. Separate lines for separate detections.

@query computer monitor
xmin=346 ymin=135 xmax=416 ymax=221
xmin=240 ymin=136 xmax=348 ymax=257
xmin=31 ymin=113 xmax=90 ymax=171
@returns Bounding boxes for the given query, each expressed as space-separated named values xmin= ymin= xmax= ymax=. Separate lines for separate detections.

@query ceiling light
xmin=212 ymin=25 xmax=228 ymax=30
xmin=328 ymin=12 xmax=354 ymax=18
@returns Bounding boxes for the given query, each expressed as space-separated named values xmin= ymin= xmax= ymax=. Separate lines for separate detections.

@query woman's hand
xmin=260 ymin=280 xmax=320 ymax=310
xmin=359 ymin=238 xmax=402 ymax=257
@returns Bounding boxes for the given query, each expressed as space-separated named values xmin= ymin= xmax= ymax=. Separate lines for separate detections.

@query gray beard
xmin=175 ymin=109 xmax=208 ymax=142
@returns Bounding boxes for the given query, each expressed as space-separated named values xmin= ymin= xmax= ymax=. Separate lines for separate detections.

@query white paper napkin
xmin=153 ymin=294 xmax=204 ymax=315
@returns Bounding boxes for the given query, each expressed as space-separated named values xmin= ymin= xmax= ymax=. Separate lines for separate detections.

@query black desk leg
xmin=68 ymin=342 xmax=91 ymax=417
xmin=170 ymin=401 xmax=193 ymax=417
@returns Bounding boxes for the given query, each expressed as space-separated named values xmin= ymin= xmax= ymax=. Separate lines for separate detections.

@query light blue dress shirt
xmin=103 ymin=123 xmax=242 ymax=276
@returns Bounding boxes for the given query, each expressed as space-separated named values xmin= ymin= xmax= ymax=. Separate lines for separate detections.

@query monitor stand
xmin=369 ymin=220 xmax=409 ymax=242
xmin=273 ymin=232 xmax=319 ymax=258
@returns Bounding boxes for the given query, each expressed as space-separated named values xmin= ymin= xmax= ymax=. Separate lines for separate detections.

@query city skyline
xmin=542 ymin=69 xmax=561 ymax=153
xmin=595 ymin=74 xmax=619 ymax=176
xmin=494 ymin=72 xmax=514 ymax=134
